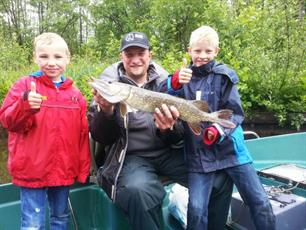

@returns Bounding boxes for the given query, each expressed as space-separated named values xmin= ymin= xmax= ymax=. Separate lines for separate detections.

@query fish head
xmin=89 ymin=78 xmax=131 ymax=103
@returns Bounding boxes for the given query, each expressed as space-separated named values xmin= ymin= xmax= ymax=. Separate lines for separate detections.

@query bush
xmin=67 ymin=56 xmax=106 ymax=103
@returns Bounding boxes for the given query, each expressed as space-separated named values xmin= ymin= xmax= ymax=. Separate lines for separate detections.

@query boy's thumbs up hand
xmin=182 ymin=58 xmax=188 ymax=68
xmin=30 ymin=81 xmax=36 ymax=93
xmin=28 ymin=81 xmax=43 ymax=109
xmin=179 ymin=58 xmax=192 ymax=84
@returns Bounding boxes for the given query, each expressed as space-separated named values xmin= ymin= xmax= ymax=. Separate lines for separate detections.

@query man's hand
xmin=28 ymin=82 xmax=43 ymax=109
xmin=92 ymin=89 xmax=114 ymax=115
xmin=153 ymin=104 xmax=179 ymax=132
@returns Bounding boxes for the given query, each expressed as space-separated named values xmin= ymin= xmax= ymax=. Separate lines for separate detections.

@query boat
xmin=0 ymin=132 xmax=305 ymax=229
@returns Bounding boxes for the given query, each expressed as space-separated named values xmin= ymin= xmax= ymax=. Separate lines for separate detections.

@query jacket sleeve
xmin=219 ymin=77 xmax=245 ymax=136
xmin=159 ymin=74 xmax=185 ymax=98
xmin=88 ymin=103 xmax=121 ymax=145
xmin=156 ymin=119 xmax=184 ymax=147
xmin=77 ymin=95 xmax=91 ymax=183
xmin=0 ymin=78 xmax=38 ymax=133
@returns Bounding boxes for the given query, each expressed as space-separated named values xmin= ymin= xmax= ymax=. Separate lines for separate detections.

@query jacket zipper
xmin=41 ymin=104 xmax=79 ymax=109
xmin=112 ymin=114 xmax=129 ymax=201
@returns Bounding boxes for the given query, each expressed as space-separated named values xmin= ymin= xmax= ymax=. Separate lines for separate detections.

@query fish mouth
xmin=89 ymin=78 xmax=131 ymax=104
xmin=92 ymin=79 xmax=122 ymax=96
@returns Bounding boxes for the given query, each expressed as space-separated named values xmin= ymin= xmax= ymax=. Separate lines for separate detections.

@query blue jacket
xmin=168 ymin=61 xmax=252 ymax=173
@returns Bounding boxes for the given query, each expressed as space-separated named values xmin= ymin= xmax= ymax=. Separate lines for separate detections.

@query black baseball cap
xmin=120 ymin=32 xmax=150 ymax=52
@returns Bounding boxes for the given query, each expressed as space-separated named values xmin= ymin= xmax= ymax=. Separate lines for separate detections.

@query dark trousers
xmin=187 ymin=164 xmax=275 ymax=230
xmin=115 ymin=148 xmax=233 ymax=230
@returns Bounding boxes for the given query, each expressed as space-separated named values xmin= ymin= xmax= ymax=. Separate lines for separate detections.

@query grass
xmin=0 ymin=128 xmax=11 ymax=184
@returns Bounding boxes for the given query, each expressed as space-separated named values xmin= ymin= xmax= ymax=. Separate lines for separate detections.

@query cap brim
xmin=120 ymin=43 xmax=150 ymax=52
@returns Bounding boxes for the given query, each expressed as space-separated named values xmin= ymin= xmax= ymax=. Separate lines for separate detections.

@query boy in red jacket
xmin=0 ymin=32 xmax=90 ymax=229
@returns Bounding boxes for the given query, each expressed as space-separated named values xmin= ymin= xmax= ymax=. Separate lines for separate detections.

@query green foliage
xmin=0 ymin=36 xmax=32 ymax=103
xmin=90 ymin=0 xmax=153 ymax=58
xmin=67 ymin=56 xmax=106 ymax=103
xmin=0 ymin=0 xmax=305 ymax=129
xmin=0 ymin=38 xmax=29 ymax=71
xmin=219 ymin=0 xmax=306 ymax=128
xmin=0 ymin=69 xmax=27 ymax=105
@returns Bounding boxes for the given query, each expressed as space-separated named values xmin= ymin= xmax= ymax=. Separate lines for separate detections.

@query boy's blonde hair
xmin=189 ymin=25 xmax=219 ymax=48
xmin=34 ymin=32 xmax=70 ymax=57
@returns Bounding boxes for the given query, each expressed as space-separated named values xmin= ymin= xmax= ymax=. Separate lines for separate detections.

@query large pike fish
xmin=89 ymin=78 xmax=236 ymax=134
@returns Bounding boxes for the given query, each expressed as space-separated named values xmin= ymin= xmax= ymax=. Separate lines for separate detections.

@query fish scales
xmin=89 ymin=78 xmax=236 ymax=131
xmin=127 ymin=86 xmax=214 ymax=124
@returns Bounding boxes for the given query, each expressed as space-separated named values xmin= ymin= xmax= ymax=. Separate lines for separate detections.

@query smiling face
xmin=33 ymin=33 xmax=70 ymax=82
xmin=188 ymin=40 xmax=219 ymax=67
xmin=188 ymin=25 xmax=220 ymax=67
xmin=34 ymin=43 xmax=70 ymax=81
xmin=120 ymin=46 xmax=151 ymax=85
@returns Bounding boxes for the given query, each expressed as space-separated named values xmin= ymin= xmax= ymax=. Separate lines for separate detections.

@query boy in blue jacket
xmin=167 ymin=25 xmax=275 ymax=230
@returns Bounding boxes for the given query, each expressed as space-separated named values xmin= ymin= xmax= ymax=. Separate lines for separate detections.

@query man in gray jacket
xmin=89 ymin=31 xmax=233 ymax=230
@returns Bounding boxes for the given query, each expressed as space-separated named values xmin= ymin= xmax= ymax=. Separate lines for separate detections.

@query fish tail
xmin=211 ymin=110 xmax=236 ymax=129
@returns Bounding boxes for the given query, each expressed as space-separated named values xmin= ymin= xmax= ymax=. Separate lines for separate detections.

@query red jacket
xmin=0 ymin=75 xmax=90 ymax=188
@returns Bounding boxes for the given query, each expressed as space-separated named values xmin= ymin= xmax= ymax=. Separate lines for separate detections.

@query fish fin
xmin=89 ymin=76 xmax=96 ymax=82
xmin=217 ymin=119 xmax=236 ymax=129
xmin=214 ymin=109 xmax=233 ymax=120
xmin=188 ymin=123 xmax=202 ymax=135
xmin=127 ymin=106 xmax=138 ymax=113
xmin=211 ymin=110 xmax=236 ymax=129
xmin=119 ymin=103 xmax=137 ymax=117
xmin=119 ymin=103 xmax=127 ymax=117
xmin=191 ymin=100 xmax=209 ymax=112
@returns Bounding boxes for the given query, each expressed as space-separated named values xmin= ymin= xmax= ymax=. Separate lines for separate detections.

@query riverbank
xmin=242 ymin=112 xmax=306 ymax=137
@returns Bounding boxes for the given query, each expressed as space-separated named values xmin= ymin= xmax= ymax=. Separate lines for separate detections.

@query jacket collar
xmin=190 ymin=60 xmax=216 ymax=77
xmin=29 ymin=70 xmax=73 ymax=89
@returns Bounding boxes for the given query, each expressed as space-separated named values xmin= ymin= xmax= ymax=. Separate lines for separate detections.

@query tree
xmin=0 ymin=0 xmax=34 ymax=46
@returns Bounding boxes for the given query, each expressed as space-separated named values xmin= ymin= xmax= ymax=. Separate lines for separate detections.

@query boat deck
xmin=0 ymin=132 xmax=305 ymax=229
